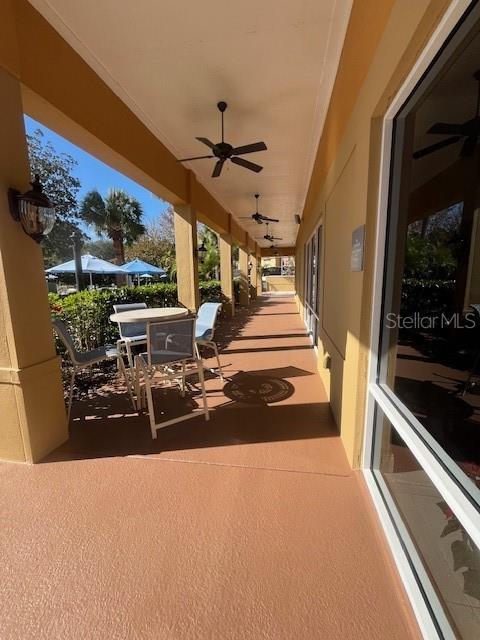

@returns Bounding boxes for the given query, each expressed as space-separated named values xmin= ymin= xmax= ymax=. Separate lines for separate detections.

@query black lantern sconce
xmin=8 ymin=174 xmax=56 ymax=243
xmin=197 ymin=241 xmax=207 ymax=259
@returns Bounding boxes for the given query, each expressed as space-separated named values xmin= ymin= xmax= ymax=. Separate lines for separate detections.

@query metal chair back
xmin=147 ymin=316 xmax=196 ymax=366
xmin=196 ymin=302 xmax=222 ymax=341
xmin=52 ymin=318 xmax=82 ymax=365
xmin=113 ymin=302 xmax=147 ymax=339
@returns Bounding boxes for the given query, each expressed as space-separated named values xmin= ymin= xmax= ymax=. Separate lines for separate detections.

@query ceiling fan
xmin=239 ymin=194 xmax=279 ymax=225
xmin=413 ymin=69 xmax=480 ymax=160
xmin=177 ymin=102 xmax=267 ymax=178
xmin=268 ymin=243 xmax=279 ymax=255
xmin=256 ymin=223 xmax=282 ymax=243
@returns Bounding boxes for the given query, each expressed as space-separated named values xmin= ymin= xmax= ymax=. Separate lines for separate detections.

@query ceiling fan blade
xmin=271 ymin=237 xmax=283 ymax=241
xmin=413 ymin=136 xmax=461 ymax=159
xmin=231 ymin=156 xmax=263 ymax=173
xmin=460 ymin=134 xmax=478 ymax=157
xmin=177 ymin=154 xmax=214 ymax=162
xmin=231 ymin=141 xmax=267 ymax=155
xmin=428 ymin=122 xmax=465 ymax=135
xmin=239 ymin=217 xmax=263 ymax=224
xmin=260 ymin=215 xmax=280 ymax=223
xmin=212 ymin=160 xmax=224 ymax=178
xmin=196 ymin=137 xmax=216 ymax=149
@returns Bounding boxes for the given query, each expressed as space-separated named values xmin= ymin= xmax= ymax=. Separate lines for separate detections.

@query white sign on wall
xmin=351 ymin=225 xmax=365 ymax=272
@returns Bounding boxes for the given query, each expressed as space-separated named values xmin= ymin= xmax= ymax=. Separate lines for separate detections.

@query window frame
xmin=303 ymin=222 xmax=323 ymax=346
xmin=363 ymin=2 xmax=480 ymax=638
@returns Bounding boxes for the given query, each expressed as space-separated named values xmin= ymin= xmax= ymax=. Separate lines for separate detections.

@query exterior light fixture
xmin=197 ymin=241 xmax=207 ymax=259
xmin=8 ymin=174 xmax=55 ymax=243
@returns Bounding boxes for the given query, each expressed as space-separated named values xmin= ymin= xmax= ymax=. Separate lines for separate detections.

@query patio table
xmin=109 ymin=307 xmax=188 ymax=324
xmin=109 ymin=306 xmax=189 ymax=409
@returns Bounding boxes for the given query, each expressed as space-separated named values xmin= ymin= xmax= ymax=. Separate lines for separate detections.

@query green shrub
xmin=401 ymin=278 xmax=455 ymax=316
xmin=234 ymin=278 xmax=241 ymax=303
xmin=50 ymin=281 xmax=222 ymax=352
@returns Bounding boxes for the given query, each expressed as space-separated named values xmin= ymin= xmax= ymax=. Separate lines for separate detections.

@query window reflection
xmin=381 ymin=28 xmax=480 ymax=492
xmin=375 ymin=408 xmax=480 ymax=638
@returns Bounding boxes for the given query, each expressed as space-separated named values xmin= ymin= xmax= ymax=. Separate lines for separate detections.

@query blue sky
xmin=24 ymin=115 xmax=170 ymax=239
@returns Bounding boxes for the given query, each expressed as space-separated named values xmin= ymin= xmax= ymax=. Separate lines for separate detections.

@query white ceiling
xmin=29 ymin=0 xmax=352 ymax=247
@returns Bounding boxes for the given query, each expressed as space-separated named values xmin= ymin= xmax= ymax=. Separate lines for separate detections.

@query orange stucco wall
xmin=296 ymin=0 xmax=451 ymax=466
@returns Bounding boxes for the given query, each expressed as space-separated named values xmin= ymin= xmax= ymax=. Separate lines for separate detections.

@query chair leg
xmin=117 ymin=356 xmax=136 ymax=411
xmin=196 ymin=359 xmax=210 ymax=421
xmin=67 ymin=369 xmax=76 ymax=423
xmin=116 ymin=340 xmax=123 ymax=372
xmin=134 ymin=356 xmax=143 ymax=411
xmin=125 ymin=341 xmax=134 ymax=371
xmin=141 ymin=362 xmax=157 ymax=439
xmin=210 ymin=341 xmax=224 ymax=381
xmin=181 ymin=360 xmax=186 ymax=397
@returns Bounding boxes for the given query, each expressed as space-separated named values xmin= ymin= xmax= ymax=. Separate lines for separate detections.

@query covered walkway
xmin=0 ymin=296 xmax=419 ymax=639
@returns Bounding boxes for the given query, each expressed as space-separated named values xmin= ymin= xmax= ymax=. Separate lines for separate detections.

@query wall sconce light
xmin=197 ymin=241 xmax=207 ymax=259
xmin=8 ymin=174 xmax=55 ymax=243
xmin=294 ymin=214 xmax=301 ymax=225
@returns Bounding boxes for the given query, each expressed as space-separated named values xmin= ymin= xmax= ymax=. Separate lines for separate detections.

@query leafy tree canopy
xmin=83 ymin=238 xmax=116 ymax=261
xmin=405 ymin=204 xmax=462 ymax=281
xmin=125 ymin=207 xmax=176 ymax=280
xmin=26 ymin=128 xmax=84 ymax=267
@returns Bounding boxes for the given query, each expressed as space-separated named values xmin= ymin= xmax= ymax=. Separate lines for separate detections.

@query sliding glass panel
xmin=374 ymin=406 xmax=480 ymax=639
xmin=378 ymin=25 xmax=480 ymax=493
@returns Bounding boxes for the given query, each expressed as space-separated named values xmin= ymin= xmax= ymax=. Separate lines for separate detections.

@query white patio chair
xmin=135 ymin=316 xmax=209 ymax=439
xmin=52 ymin=319 xmax=134 ymax=421
xmin=195 ymin=302 xmax=224 ymax=380
xmin=113 ymin=302 xmax=147 ymax=369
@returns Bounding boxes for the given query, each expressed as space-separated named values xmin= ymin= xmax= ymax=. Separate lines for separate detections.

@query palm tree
xmin=198 ymin=226 xmax=220 ymax=280
xmin=80 ymin=188 xmax=145 ymax=264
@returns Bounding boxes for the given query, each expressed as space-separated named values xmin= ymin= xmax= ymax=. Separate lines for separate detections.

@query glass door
xmin=304 ymin=225 xmax=322 ymax=345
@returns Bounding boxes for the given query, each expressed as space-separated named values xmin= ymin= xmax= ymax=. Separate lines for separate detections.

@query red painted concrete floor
xmin=0 ymin=295 xmax=420 ymax=639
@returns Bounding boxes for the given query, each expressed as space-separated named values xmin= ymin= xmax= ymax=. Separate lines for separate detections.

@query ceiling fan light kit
xmin=179 ymin=106 xmax=284 ymax=246
xmin=178 ymin=102 xmax=267 ymax=178
xmin=239 ymin=193 xmax=280 ymax=225
xmin=256 ymin=222 xmax=283 ymax=243
xmin=413 ymin=69 xmax=480 ymax=159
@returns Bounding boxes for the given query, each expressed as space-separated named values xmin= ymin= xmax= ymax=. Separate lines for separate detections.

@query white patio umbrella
xmin=46 ymin=253 xmax=126 ymax=287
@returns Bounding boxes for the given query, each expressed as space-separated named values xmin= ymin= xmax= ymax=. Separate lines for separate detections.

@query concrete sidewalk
xmin=0 ymin=295 xmax=419 ymax=639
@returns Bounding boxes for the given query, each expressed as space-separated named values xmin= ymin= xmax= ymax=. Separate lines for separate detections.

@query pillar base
xmin=0 ymin=356 xmax=68 ymax=462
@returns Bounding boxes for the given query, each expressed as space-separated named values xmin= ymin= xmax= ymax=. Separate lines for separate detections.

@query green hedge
xmin=50 ymin=281 xmax=222 ymax=352
xmin=401 ymin=278 xmax=456 ymax=316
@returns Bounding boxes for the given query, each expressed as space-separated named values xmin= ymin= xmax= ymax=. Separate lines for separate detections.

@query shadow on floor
xmin=43 ymin=388 xmax=335 ymax=463
xmin=45 ymin=295 xmax=336 ymax=464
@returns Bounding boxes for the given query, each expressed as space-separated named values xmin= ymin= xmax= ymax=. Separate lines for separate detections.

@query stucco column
xmin=174 ymin=204 xmax=200 ymax=311
xmin=219 ymin=233 xmax=235 ymax=317
xmin=0 ymin=67 xmax=68 ymax=462
xmin=249 ymin=253 xmax=258 ymax=300
xmin=238 ymin=246 xmax=250 ymax=306
xmin=256 ymin=252 xmax=263 ymax=296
